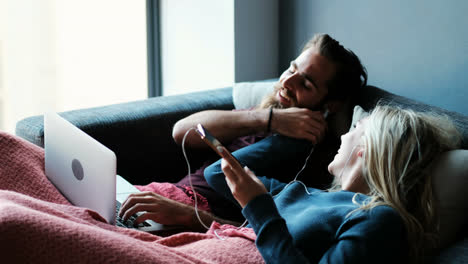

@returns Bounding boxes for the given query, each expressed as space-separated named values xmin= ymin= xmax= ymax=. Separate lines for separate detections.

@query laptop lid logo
xmin=71 ymin=159 xmax=84 ymax=181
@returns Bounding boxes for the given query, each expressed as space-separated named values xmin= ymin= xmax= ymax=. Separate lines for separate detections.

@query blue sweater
xmin=209 ymin=174 xmax=407 ymax=263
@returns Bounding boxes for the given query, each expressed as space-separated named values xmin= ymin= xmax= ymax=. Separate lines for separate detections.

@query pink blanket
xmin=0 ymin=131 xmax=263 ymax=263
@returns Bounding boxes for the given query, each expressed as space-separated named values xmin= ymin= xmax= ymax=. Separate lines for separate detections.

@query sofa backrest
xmin=355 ymin=85 xmax=468 ymax=149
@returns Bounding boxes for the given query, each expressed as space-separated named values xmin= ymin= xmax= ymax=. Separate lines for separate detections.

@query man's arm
xmin=172 ymin=109 xmax=271 ymax=148
xmin=172 ymin=107 xmax=327 ymax=148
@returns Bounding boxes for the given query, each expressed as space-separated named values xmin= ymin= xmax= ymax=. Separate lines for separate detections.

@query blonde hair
xmin=350 ymin=105 xmax=461 ymax=262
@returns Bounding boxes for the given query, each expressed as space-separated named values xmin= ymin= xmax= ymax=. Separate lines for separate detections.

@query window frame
xmin=146 ymin=0 xmax=162 ymax=97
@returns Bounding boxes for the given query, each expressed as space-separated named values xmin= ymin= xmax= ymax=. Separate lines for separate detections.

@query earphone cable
xmin=181 ymin=128 xmax=248 ymax=239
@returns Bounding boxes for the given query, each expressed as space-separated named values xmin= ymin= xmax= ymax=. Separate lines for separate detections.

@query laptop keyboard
xmin=115 ymin=202 xmax=151 ymax=228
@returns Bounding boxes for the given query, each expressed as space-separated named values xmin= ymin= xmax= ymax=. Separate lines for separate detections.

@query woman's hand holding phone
xmin=196 ymin=123 xmax=266 ymax=208
xmin=217 ymin=146 xmax=267 ymax=208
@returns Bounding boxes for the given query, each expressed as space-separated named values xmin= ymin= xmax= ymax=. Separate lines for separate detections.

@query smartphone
xmin=195 ymin=123 xmax=226 ymax=156
xmin=195 ymin=123 xmax=241 ymax=165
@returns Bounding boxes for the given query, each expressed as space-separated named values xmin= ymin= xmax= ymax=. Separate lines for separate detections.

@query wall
xmin=279 ymin=0 xmax=468 ymax=115
xmin=234 ymin=0 xmax=278 ymax=82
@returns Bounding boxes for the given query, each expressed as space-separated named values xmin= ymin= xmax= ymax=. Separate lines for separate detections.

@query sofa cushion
xmin=432 ymin=237 xmax=468 ymax=263
xmin=350 ymin=105 xmax=468 ymax=249
xmin=431 ymin=149 xmax=468 ymax=249
xmin=232 ymin=81 xmax=275 ymax=110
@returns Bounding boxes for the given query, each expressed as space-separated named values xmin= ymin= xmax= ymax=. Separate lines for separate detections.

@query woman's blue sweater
xmin=209 ymin=174 xmax=406 ymax=263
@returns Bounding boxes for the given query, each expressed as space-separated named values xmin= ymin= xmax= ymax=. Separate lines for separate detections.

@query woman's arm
xmin=203 ymin=134 xmax=313 ymax=203
xmin=243 ymin=193 xmax=312 ymax=263
xmin=218 ymin=147 xmax=312 ymax=262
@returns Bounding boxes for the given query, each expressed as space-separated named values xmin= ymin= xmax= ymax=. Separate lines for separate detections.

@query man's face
xmin=270 ymin=47 xmax=337 ymax=110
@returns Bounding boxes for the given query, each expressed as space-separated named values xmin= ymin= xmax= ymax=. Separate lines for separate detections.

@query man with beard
xmin=119 ymin=33 xmax=368 ymax=229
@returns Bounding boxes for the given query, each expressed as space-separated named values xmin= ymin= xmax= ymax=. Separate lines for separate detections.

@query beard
xmin=258 ymin=82 xmax=297 ymax=109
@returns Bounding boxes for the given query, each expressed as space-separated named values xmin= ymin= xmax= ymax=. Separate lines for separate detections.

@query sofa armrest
xmin=15 ymin=87 xmax=234 ymax=184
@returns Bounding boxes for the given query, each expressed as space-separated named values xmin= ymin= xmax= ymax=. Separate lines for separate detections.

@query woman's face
xmin=328 ymin=117 xmax=369 ymax=193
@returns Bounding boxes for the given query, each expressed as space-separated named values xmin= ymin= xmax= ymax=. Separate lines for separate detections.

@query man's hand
xmin=270 ymin=107 xmax=327 ymax=144
xmin=218 ymin=146 xmax=267 ymax=208
xmin=119 ymin=192 xmax=194 ymax=227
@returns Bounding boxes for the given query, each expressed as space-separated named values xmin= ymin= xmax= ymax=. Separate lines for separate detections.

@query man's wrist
xmin=267 ymin=106 xmax=273 ymax=133
xmin=247 ymin=108 xmax=272 ymax=134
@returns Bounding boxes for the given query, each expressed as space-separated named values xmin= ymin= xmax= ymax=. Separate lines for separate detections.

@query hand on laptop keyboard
xmin=116 ymin=203 xmax=151 ymax=228
xmin=118 ymin=191 xmax=195 ymax=227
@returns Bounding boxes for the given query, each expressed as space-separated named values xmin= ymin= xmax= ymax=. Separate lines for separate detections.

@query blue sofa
xmin=16 ymin=83 xmax=468 ymax=263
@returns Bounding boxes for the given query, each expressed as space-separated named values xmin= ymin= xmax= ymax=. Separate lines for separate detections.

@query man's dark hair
xmin=303 ymin=33 xmax=368 ymax=101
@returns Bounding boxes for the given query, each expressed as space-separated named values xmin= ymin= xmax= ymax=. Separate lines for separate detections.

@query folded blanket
xmin=0 ymin=132 xmax=263 ymax=263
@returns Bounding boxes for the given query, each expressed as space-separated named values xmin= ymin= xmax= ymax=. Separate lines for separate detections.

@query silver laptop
xmin=44 ymin=112 xmax=178 ymax=233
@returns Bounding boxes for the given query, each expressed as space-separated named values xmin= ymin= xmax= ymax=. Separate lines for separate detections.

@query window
xmin=155 ymin=0 xmax=278 ymax=96
xmin=0 ymin=0 xmax=147 ymax=133
xmin=159 ymin=0 xmax=235 ymax=96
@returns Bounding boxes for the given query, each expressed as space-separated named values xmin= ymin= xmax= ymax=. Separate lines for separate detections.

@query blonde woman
xmin=213 ymin=105 xmax=461 ymax=263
